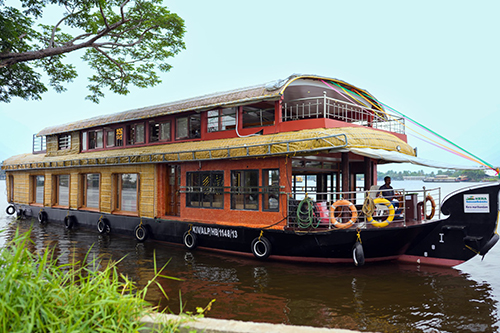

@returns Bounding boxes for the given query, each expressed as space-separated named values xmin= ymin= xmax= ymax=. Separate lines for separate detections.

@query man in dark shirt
xmin=379 ymin=176 xmax=394 ymax=200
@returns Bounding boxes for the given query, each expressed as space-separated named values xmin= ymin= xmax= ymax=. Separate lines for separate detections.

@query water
xmin=1 ymin=180 xmax=500 ymax=332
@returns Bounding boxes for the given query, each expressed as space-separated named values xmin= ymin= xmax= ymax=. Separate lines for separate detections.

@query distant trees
xmin=377 ymin=169 xmax=487 ymax=181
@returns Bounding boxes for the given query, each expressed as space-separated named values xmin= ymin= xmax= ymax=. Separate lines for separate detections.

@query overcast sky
xmin=1 ymin=0 xmax=499 ymax=174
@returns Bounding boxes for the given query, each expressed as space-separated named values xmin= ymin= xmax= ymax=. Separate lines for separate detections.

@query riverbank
xmin=141 ymin=313 xmax=367 ymax=333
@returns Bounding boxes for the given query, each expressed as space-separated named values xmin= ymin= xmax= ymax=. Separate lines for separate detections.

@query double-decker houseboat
xmin=3 ymin=74 xmax=499 ymax=266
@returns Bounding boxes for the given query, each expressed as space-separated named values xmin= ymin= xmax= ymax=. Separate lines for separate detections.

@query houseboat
xmin=3 ymin=74 xmax=499 ymax=267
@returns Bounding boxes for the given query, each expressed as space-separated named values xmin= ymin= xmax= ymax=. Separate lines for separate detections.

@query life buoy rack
xmin=425 ymin=195 xmax=436 ymax=220
xmin=6 ymin=205 xmax=15 ymax=216
xmin=183 ymin=230 xmax=198 ymax=250
xmin=97 ymin=216 xmax=111 ymax=234
xmin=329 ymin=200 xmax=358 ymax=229
xmin=251 ymin=235 xmax=272 ymax=259
xmin=366 ymin=197 xmax=395 ymax=228
xmin=134 ymin=224 xmax=149 ymax=242
xmin=64 ymin=215 xmax=76 ymax=229
xmin=38 ymin=210 xmax=48 ymax=224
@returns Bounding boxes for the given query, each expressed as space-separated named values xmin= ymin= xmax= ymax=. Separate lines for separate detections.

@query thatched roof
xmin=36 ymin=74 xmax=381 ymax=136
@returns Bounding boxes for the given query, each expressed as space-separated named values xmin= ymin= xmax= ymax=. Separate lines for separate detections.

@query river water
xmin=1 ymin=180 xmax=499 ymax=332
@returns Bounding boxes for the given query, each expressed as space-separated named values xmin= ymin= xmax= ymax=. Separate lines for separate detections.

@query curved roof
xmin=36 ymin=74 xmax=383 ymax=136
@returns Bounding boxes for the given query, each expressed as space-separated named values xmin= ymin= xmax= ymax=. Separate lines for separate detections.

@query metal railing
xmin=287 ymin=186 xmax=441 ymax=230
xmin=282 ymin=93 xmax=405 ymax=134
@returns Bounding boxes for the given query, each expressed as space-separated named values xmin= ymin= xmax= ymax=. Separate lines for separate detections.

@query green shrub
xmin=0 ymin=229 xmax=174 ymax=333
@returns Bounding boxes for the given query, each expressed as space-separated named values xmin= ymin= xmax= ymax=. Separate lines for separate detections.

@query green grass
xmin=0 ymin=229 xmax=180 ymax=333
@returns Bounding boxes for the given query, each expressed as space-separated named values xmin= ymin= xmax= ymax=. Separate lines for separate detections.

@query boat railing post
xmin=323 ymin=91 xmax=327 ymax=119
xmin=422 ymin=186 xmax=427 ymax=220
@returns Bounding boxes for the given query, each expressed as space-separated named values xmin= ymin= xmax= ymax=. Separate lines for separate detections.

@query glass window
xmin=126 ymin=123 xmax=145 ymax=145
xmin=207 ymin=108 xmax=236 ymax=132
xmin=34 ymin=175 xmax=44 ymax=204
xmin=176 ymin=114 xmax=201 ymax=140
xmin=84 ymin=173 xmax=100 ymax=209
xmin=136 ymin=123 xmax=145 ymax=143
xmin=117 ymin=174 xmax=138 ymax=212
xmin=263 ymin=169 xmax=280 ymax=211
xmin=242 ymin=106 xmax=275 ymax=128
xmin=231 ymin=170 xmax=259 ymax=210
xmin=82 ymin=132 xmax=88 ymax=151
xmin=57 ymin=175 xmax=70 ymax=207
xmin=150 ymin=121 xmax=171 ymax=142
xmin=186 ymin=171 xmax=224 ymax=208
xmin=106 ymin=130 xmax=115 ymax=147
xmin=89 ymin=130 xmax=103 ymax=149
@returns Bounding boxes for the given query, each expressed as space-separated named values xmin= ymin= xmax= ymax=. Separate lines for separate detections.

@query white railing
xmin=282 ymin=94 xmax=405 ymax=134
xmin=287 ymin=187 xmax=441 ymax=230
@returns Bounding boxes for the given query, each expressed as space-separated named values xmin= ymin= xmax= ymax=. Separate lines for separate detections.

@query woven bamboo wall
xmin=6 ymin=164 xmax=155 ymax=218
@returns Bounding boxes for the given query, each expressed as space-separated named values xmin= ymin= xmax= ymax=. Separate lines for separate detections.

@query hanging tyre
xmin=134 ymin=224 xmax=149 ymax=242
xmin=183 ymin=231 xmax=198 ymax=250
xmin=352 ymin=242 xmax=365 ymax=266
xmin=64 ymin=215 xmax=75 ymax=229
xmin=38 ymin=210 xmax=48 ymax=224
xmin=16 ymin=209 xmax=24 ymax=219
xmin=97 ymin=217 xmax=111 ymax=234
xmin=6 ymin=205 xmax=15 ymax=215
xmin=251 ymin=236 xmax=272 ymax=260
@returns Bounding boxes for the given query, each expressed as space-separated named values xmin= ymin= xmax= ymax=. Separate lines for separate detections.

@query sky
xmin=1 ymin=0 xmax=499 ymax=174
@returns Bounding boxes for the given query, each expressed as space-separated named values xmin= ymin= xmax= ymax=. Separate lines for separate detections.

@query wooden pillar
xmin=364 ymin=157 xmax=372 ymax=191
xmin=341 ymin=152 xmax=349 ymax=199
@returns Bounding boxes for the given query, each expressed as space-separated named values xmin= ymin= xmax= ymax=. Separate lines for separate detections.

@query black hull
xmin=8 ymin=182 xmax=500 ymax=267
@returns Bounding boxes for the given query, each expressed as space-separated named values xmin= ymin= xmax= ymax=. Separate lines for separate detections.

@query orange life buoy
xmin=425 ymin=194 xmax=436 ymax=220
xmin=329 ymin=200 xmax=358 ymax=229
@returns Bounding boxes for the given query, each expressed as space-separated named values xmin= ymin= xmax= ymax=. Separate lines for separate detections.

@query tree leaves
xmin=0 ymin=0 xmax=185 ymax=102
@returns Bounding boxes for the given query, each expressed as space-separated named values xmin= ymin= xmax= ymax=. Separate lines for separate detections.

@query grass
xmin=0 ymin=228 xmax=186 ymax=333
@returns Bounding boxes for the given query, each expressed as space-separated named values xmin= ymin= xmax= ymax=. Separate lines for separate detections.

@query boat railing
xmin=286 ymin=186 xmax=441 ymax=230
xmin=282 ymin=94 xmax=405 ymax=134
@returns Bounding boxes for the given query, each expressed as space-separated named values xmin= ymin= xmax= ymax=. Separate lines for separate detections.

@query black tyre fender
xmin=97 ymin=217 xmax=111 ymax=234
xmin=251 ymin=236 xmax=272 ymax=260
xmin=64 ymin=215 xmax=75 ymax=229
xmin=183 ymin=231 xmax=198 ymax=250
xmin=38 ymin=210 xmax=48 ymax=224
xmin=6 ymin=205 xmax=15 ymax=215
xmin=16 ymin=209 xmax=24 ymax=219
xmin=134 ymin=224 xmax=149 ymax=242
xmin=352 ymin=242 xmax=365 ymax=267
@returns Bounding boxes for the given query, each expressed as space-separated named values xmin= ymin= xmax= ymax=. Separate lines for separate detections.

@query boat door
xmin=166 ymin=165 xmax=180 ymax=216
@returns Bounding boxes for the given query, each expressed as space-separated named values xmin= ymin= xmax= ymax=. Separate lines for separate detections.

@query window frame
xmin=88 ymin=129 xmax=104 ymax=150
xmin=58 ymin=133 xmax=71 ymax=150
xmin=207 ymin=108 xmax=237 ymax=133
xmin=54 ymin=174 xmax=70 ymax=208
xmin=242 ymin=106 xmax=275 ymax=128
xmin=231 ymin=169 xmax=259 ymax=211
xmin=81 ymin=173 xmax=100 ymax=210
xmin=262 ymin=169 xmax=280 ymax=212
xmin=175 ymin=114 xmax=201 ymax=140
xmin=149 ymin=120 xmax=172 ymax=143
xmin=126 ymin=122 xmax=146 ymax=146
xmin=31 ymin=175 xmax=45 ymax=205
xmin=186 ymin=171 xmax=224 ymax=209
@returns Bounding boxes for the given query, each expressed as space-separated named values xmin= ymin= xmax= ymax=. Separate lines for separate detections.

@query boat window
xmin=207 ymin=108 xmax=236 ymax=132
xmin=263 ymin=169 xmax=280 ymax=212
xmin=149 ymin=120 xmax=171 ymax=142
xmin=88 ymin=130 xmax=103 ymax=149
xmin=186 ymin=171 xmax=224 ymax=209
xmin=176 ymin=114 xmax=201 ymax=140
xmin=83 ymin=173 xmax=100 ymax=209
xmin=126 ymin=122 xmax=145 ymax=145
xmin=105 ymin=127 xmax=124 ymax=147
xmin=55 ymin=174 xmax=70 ymax=207
xmin=82 ymin=132 xmax=88 ymax=151
xmin=242 ymin=106 xmax=275 ymax=128
xmin=8 ymin=175 xmax=14 ymax=203
xmin=115 ymin=173 xmax=139 ymax=212
xmin=231 ymin=170 xmax=259 ymax=210
xmin=58 ymin=134 xmax=71 ymax=150
xmin=32 ymin=175 xmax=44 ymax=204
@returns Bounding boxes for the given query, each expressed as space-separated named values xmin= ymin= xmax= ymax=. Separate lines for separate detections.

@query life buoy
xmin=64 ymin=215 xmax=75 ymax=229
xmin=6 ymin=205 xmax=15 ymax=216
xmin=38 ymin=210 xmax=48 ymax=224
xmin=329 ymin=200 xmax=358 ymax=229
xmin=251 ymin=236 xmax=272 ymax=259
xmin=366 ymin=197 xmax=395 ymax=228
xmin=134 ymin=224 xmax=149 ymax=242
xmin=183 ymin=231 xmax=198 ymax=250
xmin=97 ymin=217 xmax=111 ymax=234
xmin=425 ymin=195 xmax=436 ymax=220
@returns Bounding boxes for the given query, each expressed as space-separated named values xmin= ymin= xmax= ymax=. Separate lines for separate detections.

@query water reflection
xmin=2 ymin=217 xmax=498 ymax=332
